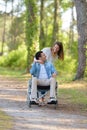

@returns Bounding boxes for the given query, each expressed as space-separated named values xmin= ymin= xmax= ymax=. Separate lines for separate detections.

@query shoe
xmin=30 ymin=99 xmax=39 ymax=105
xmin=47 ymin=97 xmax=57 ymax=104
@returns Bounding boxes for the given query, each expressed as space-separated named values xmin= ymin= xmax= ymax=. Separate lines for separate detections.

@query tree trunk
xmin=70 ymin=4 xmax=74 ymax=45
xmin=11 ymin=0 xmax=14 ymax=20
xmin=74 ymin=0 xmax=87 ymax=79
xmin=39 ymin=0 xmax=45 ymax=49
xmin=69 ymin=3 xmax=75 ymax=54
xmin=51 ymin=0 xmax=59 ymax=44
xmin=25 ymin=0 xmax=38 ymax=72
xmin=1 ymin=0 xmax=7 ymax=55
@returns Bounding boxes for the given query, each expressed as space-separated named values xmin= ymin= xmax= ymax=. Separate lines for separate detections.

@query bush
xmin=0 ymin=45 xmax=27 ymax=70
xmin=55 ymin=55 xmax=77 ymax=74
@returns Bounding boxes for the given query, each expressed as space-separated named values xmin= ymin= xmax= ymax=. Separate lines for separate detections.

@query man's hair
xmin=35 ymin=51 xmax=43 ymax=60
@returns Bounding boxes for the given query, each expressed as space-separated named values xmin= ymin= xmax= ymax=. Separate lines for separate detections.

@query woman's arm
xmin=34 ymin=57 xmax=43 ymax=64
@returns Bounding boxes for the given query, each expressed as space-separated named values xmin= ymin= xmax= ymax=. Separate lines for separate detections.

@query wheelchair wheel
xmin=55 ymin=85 xmax=58 ymax=109
xmin=27 ymin=80 xmax=32 ymax=108
xmin=55 ymin=100 xmax=58 ymax=109
xmin=27 ymin=91 xmax=31 ymax=108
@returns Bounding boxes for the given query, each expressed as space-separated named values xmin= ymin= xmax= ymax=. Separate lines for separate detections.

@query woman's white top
xmin=42 ymin=47 xmax=58 ymax=63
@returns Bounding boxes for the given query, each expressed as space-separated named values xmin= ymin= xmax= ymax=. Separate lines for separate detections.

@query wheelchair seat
xmin=37 ymin=85 xmax=50 ymax=90
xmin=37 ymin=85 xmax=50 ymax=95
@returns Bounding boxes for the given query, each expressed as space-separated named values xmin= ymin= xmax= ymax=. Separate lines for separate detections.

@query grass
xmin=0 ymin=67 xmax=25 ymax=77
xmin=0 ymin=110 xmax=13 ymax=130
xmin=59 ymin=87 xmax=87 ymax=104
xmin=58 ymin=79 xmax=87 ymax=113
xmin=0 ymin=67 xmax=31 ymax=81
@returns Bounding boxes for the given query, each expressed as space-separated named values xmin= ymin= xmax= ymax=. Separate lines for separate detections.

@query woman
xmin=35 ymin=41 xmax=64 ymax=64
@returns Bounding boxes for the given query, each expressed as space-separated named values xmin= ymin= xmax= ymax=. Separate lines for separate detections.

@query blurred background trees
xmin=0 ymin=0 xmax=87 ymax=79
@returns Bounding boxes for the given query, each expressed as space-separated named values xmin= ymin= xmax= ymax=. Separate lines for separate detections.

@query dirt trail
xmin=0 ymin=76 xmax=87 ymax=130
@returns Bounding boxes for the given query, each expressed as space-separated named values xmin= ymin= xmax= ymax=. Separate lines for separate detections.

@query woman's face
xmin=53 ymin=44 xmax=60 ymax=53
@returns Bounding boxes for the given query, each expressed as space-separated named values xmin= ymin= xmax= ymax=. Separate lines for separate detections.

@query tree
xmin=69 ymin=2 xmax=75 ymax=46
xmin=25 ymin=0 xmax=38 ymax=71
xmin=39 ymin=0 xmax=45 ymax=50
xmin=10 ymin=0 xmax=14 ymax=20
xmin=73 ymin=0 xmax=87 ymax=79
xmin=51 ymin=0 xmax=59 ymax=44
xmin=7 ymin=16 xmax=25 ymax=51
xmin=1 ymin=0 xmax=8 ymax=55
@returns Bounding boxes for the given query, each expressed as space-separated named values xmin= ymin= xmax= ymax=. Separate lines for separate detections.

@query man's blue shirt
xmin=30 ymin=61 xmax=57 ymax=79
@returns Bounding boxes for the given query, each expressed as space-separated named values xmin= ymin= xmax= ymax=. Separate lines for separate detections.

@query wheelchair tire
xmin=27 ymin=92 xmax=31 ymax=108
xmin=27 ymin=84 xmax=31 ymax=108
xmin=55 ymin=100 xmax=58 ymax=109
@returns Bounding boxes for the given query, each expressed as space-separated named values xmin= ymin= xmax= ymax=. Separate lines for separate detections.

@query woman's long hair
xmin=53 ymin=41 xmax=64 ymax=60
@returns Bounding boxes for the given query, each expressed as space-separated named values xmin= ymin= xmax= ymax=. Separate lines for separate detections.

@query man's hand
xmin=52 ymin=73 xmax=57 ymax=78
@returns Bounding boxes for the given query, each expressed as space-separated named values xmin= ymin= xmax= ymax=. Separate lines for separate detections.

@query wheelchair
xmin=27 ymin=79 xmax=58 ymax=109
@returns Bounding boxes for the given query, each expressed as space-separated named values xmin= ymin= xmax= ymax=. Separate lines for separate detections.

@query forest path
xmin=0 ymin=76 xmax=87 ymax=130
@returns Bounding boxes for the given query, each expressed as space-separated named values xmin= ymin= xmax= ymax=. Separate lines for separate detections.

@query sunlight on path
xmin=0 ymin=98 xmax=87 ymax=130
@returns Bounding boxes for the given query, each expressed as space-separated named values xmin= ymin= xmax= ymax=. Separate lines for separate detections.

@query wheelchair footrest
xmin=47 ymin=100 xmax=57 ymax=104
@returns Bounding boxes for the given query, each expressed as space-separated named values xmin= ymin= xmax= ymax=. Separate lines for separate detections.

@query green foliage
xmin=55 ymin=55 xmax=77 ymax=74
xmin=54 ymin=41 xmax=78 ymax=76
xmin=25 ymin=0 xmax=38 ymax=69
xmin=7 ymin=16 xmax=25 ymax=51
xmin=60 ymin=0 xmax=73 ymax=11
xmin=25 ymin=0 xmax=38 ymax=45
xmin=0 ymin=44 xmax=27 ymax=70
xmin=0 ymin=0 xmax=82 ymax=78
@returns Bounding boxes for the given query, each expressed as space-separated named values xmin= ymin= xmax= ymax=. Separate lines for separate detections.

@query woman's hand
xmin=34 ymin=59 xmax=43 ymax=64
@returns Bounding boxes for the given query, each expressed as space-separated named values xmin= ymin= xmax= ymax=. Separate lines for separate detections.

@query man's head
xmin=52 ymin=41 xmax=64 ymax=60
xmin=35 ymin=51 xmax=46 ymax=62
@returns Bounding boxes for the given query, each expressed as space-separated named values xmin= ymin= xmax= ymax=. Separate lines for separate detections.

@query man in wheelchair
xmin=30 ymin=51 xmax=58 ymax=105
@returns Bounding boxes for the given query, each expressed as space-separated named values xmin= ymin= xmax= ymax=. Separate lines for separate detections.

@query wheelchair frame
xmin=27 ymin=79 xmax=58 ymax=108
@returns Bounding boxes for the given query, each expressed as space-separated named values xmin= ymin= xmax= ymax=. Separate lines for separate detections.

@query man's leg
xmin=37 ymin=78 xmax=56 ymax=98
xmin=50 ymin=77 xmax=56 ymax=98
xmin=47 ymin=77 xmax=57 ymax=104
